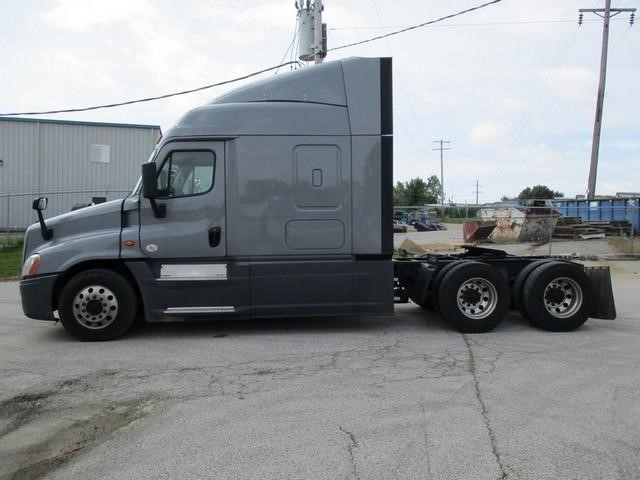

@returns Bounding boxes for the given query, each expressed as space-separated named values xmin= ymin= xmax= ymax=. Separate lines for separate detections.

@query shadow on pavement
xmin=35 ymin=304 xmax=594 ymax=342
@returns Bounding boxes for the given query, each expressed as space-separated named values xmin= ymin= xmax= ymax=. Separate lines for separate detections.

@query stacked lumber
xmin=553 ymin=216 xmax=632 ymax=240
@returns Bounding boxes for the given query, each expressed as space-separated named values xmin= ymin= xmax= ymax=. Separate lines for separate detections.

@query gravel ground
xmin=1 ymin=261 xmax=639 ymax=480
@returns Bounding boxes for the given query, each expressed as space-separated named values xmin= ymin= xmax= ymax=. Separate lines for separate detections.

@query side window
xmin=156 ymin=151 xmax=215 ymax=198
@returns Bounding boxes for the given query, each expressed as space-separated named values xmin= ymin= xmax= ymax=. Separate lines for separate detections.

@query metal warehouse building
xmin=0 ymin=117 xmax=161 ymax=230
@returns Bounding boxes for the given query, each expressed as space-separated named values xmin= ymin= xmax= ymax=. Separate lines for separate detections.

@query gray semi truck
xmin=19 ymin=57 xmax=616 ymax=341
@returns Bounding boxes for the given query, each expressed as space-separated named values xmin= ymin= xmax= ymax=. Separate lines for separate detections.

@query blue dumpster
xmin=552 ymin=198 xmax=639 ymax=233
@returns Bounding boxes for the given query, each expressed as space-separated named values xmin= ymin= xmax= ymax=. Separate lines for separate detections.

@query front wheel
xmin=58 ymin=269 xmax=137 ymax=341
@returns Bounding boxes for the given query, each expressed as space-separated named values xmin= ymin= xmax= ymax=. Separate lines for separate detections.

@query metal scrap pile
xmin=552 ymin=217 xmax=632 ymax=240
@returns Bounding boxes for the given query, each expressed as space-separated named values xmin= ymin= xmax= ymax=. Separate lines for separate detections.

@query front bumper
xmin=19 ymin=273 xmax=59 ymax=320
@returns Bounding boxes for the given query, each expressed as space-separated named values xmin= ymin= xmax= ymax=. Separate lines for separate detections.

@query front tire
xmin=58 ymin=269 xmax=137 ymax=341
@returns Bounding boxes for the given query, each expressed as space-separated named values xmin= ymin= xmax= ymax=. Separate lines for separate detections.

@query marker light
xmin=22 ymin=254 xmax=40 ymax=278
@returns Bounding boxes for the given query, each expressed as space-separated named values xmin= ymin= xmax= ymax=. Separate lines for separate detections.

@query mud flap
xmin=585 ymin=266 xmax=616 ymax=320
xmin=411 ymin=263 xmax=435 ymax=305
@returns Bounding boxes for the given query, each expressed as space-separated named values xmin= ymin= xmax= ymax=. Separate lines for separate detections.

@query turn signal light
xmin=22 ymin=254 xmax=40 ymax=278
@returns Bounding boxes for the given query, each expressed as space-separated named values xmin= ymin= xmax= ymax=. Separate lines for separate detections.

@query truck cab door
xmin=139 ymin=141 xmax=225 ymax=259
xmin=134 ymin=141 xmax=249 ymax=320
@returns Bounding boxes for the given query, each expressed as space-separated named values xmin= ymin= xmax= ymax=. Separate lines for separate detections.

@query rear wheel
xmin=58 ymin=269 xmax=137 ymax=341
xmin=438 ymin=262 xmax=510 ymax=333
xmin=522 ymin=262 xmax=592 ymax=332
xmin=512 ymin=259 xmax=558 ymax=319
xmin=428 ymin=260 xmax=467 ymax=313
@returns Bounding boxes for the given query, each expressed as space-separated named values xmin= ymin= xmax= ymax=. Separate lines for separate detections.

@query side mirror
xmin=32 ymin=197 xmax=48 ymax=211
xmin=141 ymin=163 xmax=166 ymax=218
xmin=32 ymin=197 xmax=53 ymax=240
xmin=142 ymin=163 xmax=158 ymax=198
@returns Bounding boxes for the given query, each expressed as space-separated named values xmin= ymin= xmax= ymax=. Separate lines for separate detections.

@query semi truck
xmin=19 ymin=57 xmax=616 ymax=341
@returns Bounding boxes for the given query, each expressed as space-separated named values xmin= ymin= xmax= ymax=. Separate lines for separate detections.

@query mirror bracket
xmin=149 ymin=199 xmax=166 ymax=218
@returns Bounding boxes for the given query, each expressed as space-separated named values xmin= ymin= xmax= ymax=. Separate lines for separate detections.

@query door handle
xmin=208 ymin=226 xmax=222 ymax=247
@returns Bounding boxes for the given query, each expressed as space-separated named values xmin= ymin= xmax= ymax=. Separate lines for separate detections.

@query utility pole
xmin=473 ymin=180 xmax=482 ymax=205
xmin=432 ymin=140 xmax=451 ymax=215
xmin=579 ymin=1 xmax=635 ymax=199
xmin=313 ymin=0 xmax=324 ymax=64
xmin=296 ymin=1 xmax=327 ymax=64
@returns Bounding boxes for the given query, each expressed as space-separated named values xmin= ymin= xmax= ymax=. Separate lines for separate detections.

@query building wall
xmin=0 ymin=118 xmax=160 ymax=229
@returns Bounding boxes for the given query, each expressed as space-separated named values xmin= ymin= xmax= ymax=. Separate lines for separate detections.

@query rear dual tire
xmin=411 ymin=260 xmax=467 ymax=312
xmin=521 ymin=262 xmax=591 ymax=332
xmin=437 ymin=262 xmax=510 ymax=333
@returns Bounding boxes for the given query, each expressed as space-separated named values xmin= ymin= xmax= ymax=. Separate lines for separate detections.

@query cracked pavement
xmin=1 ymin=260 xmax=640 ymax=480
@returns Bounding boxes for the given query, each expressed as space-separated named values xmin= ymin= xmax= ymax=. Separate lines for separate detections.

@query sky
xmin=1 ymin=0 xmax=638 ymax=203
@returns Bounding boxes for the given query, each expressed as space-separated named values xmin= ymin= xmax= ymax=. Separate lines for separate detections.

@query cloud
xmin=538 ymin=66 xmax=597 ymax=101
xmin=42 ymin=0 xmax=153 ymax=32
xmin=53 ymin=51 xmax=116 ymax=89
xmin=469 ymin=121 xmax=510 ymax=146
xmin=611 ymin=140 xmax=640 ymax=151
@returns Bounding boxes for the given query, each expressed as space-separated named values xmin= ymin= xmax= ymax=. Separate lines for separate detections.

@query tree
xmin=393 ymin=176 xmax=442 ymax=205
xmin=518 ymin=185 xmax=564 ymax=200
xmin=425 ymin=175 xmax=442 ymax=204
xmin=393 ymin=181 xmax=407 ymax=206
xmin=403 ymin=178 xmax=428 ymax=205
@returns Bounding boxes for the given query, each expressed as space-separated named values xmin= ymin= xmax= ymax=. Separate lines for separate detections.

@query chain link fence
xmin=0 ymin=189 xmax=131 ymax=233
xmin=394 ymin=201 xmax=639 ymax=259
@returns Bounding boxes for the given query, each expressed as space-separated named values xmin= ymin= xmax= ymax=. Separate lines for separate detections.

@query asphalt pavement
xmin=1 ymin=261 xmax=639 ymax=480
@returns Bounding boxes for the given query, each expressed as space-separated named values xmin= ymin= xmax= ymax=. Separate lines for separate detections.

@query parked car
xmin=409 ymin=220 xmax=436 ymax=232
xmin=393 ymin=220 xmax=407 ymax=233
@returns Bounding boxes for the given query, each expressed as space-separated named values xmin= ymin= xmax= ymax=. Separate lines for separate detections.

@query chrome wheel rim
xmin=72 ymin=285 xmax=118 ymax=329
xmin=456 ymin=277 xmax=498 ymax=319
xmin=543 ymin=277 xmax=583 ymax=318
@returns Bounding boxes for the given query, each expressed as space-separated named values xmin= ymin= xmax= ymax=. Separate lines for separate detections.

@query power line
xmin=329 ymin=0 xmax=505 ymax=52
xmin=0 ymin=61 xmax=304 ymax=117
xmin=275 ymin=18 xmax=303 ymax=74
xmin=366 ymin=0 xmax=429 ymax=163
xmin=340 ymin=0 xmax=373 ymax=56
xmin=514 ymin=26 xmax=601 ymax=147
xmin=1 ymin=0 xmax=506 ymax=117
xmin=329 ymin=18 xmax=618 ymax=30
xmin=510 ymin=25 xmax=591 ymax=146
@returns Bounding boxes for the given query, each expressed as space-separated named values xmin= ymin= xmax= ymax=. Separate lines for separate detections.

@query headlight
xmin=22 ymin=254 xmax=40 ymax=278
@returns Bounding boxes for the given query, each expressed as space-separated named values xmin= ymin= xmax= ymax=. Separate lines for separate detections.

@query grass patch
xmin=0 ymin=237 xmax=23 ymax=279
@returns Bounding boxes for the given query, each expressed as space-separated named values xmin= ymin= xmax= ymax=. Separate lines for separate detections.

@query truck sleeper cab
xmin=19 ymin=57 xmax=616 ymax=341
